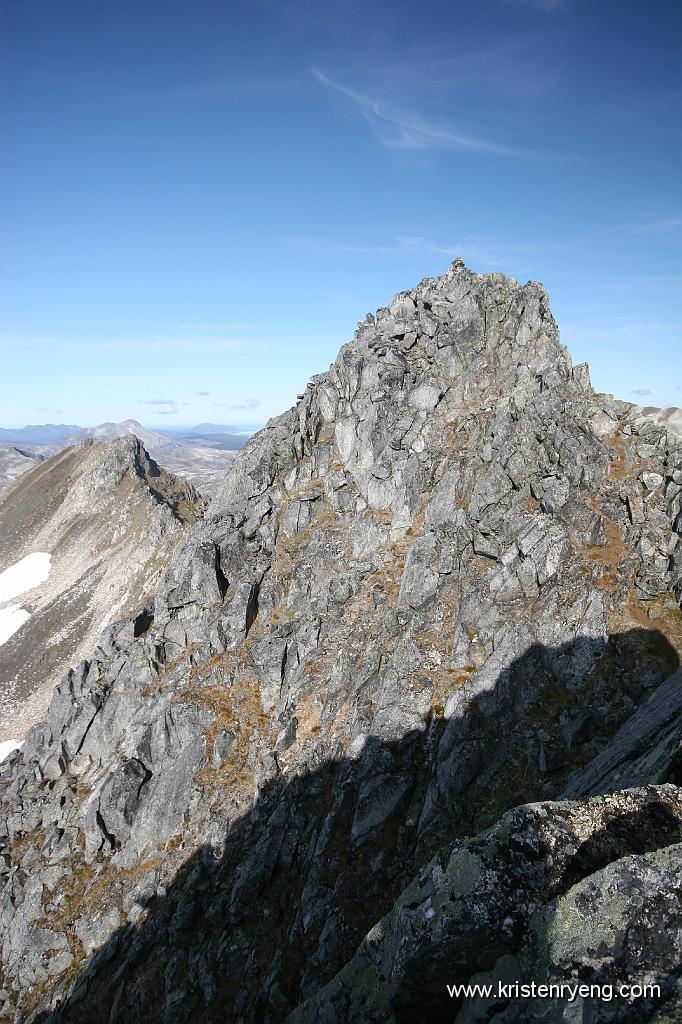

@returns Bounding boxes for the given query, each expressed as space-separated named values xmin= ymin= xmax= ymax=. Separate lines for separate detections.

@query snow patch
xmin=0 ymin=553 xmax=51 ymax=648
xmin=0 ymin=606 xmax=31 ymax=646
xmin=0 ymin=552 xmax=52 ymax=603
xmin=0 ymin=739 xmax=23 ymax=763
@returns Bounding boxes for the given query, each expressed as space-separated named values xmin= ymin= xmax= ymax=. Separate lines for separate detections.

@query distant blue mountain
xmin=0 ymin=424 xmax=85 ymax=444
xmin=179 ymin=423 xmax=257 ymax=435
xmin=0 ymin=421 xmax=256 ymax=451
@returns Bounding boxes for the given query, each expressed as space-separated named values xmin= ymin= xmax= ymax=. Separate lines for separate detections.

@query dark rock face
xmin=292 ymin=786 xmax=682 ymax=1024
xmin=1 ymin=262 xmax=681 ymax=1022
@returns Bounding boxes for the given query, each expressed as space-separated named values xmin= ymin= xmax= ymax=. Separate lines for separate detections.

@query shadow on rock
xmin=31 ymin=628 xmax=681 ymax=1024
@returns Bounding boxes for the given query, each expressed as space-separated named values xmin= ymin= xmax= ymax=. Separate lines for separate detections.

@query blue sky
xmin=1 ymin=0 xmax=680 ymax=427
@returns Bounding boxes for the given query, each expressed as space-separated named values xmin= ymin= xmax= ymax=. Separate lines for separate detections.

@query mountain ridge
xmin=0 ymin=435 xmax=203 ymax=743
xmin=0 ymin=421 xmax=249 ymax=500
xmin=0 ymin=426 xmax=82 ymax=445
xmin=0 ymin=421 xmax=251 ymax=449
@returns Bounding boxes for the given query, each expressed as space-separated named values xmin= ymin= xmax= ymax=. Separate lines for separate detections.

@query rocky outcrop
xmin=0 ymin=262 xmax=681 ymax=1022
xmin=635 ymin=405 xmax=682 ymax=438
xmin=562 ymin=665 xmax=682 ymax=798
xmin=0 ymin=437 xmax=203 ymax=741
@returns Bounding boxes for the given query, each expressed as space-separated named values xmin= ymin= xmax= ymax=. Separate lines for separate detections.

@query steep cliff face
xmin=0 ymin=437 xmax=203 ymax=741
xmin=1 ymin=262 xmax=681 ymax=1023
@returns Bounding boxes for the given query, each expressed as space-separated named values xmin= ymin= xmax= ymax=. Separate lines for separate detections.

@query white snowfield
xmin=0 ymin=740 xmax=23 ymax=763
xmin=0 ymin=606 xmax=31 ymax=646
xmin=0 ymin=552 xmax=52 ymax=649
xmin=0 ymin=552 xmax=52 ymax=603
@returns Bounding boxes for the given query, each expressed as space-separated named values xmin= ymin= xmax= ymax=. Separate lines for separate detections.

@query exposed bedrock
xmin=0 ymin=261 xmax=681 ymax=1022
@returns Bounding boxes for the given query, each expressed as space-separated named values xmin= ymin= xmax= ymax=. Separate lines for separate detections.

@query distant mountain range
xmin=167 ymin=422 xmax=256 ymax=434
xmin=160 ymin=428 xmax=252 ymax=450
xmin=0 ymin=419 xmax=252 ymax=448
xmin=65 ymin=418 xmax=171 ymax=449
xmin=0 ymin=424 xmax=82 ymax=444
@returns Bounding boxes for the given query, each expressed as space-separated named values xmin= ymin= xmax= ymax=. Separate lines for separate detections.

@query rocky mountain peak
xmin=335 ymin=261 xmax=572 ymax=419
xmin=1 ymin=263 xmax=681 ymax=1022
xmin=67 ymin=419 xmax=171 ymax=450
xmin=73 ymin=433 xmax=203 ymax=522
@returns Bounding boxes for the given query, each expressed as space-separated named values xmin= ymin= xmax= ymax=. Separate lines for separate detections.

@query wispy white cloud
xmin=170 ymin=322 xmax=253 ymax=332
xmin=291 ymin=233 xmax=540 ymax=274
xmin=312 ymin=67 xmax=528 ymax=157
xmin=605 ymin=274 xmax=682 ymax=293
xmin=139 ymin=398 xmax=180 ymax=415
xmin=599 ymin=216 xmax=682 ymax=237
xmin=212 ymin=398 xmax=261 ymax=411
xmin=0 ymin=334 xmax=260 ymax=354
xmin=653 ymin=217 xmax=682 ymax=231
xmin=354 ymin=37 xmax=560 ymax=102
xmin=631 ymin=387 xmax=653 ymax=396
xmin=96 ymin=336 xmax=259 ymax=353
xmin=195 ymin=391 xmax=210 ymax=396
xmin=561 ymin=322 xmax=681 ymax=344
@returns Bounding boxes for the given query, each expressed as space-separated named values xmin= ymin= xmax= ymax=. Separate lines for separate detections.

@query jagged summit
xmin=337 ymin=258 xmax=568 ymax=395
xmin=1 ymin=264 xmax=681 ymax=1022
xmin=209 ymin=262 xmax=578 ymax=523
xmin=68 ymin=420 xmax=170 ymax=450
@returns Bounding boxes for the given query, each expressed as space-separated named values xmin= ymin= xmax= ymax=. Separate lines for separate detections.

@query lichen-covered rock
xmin=291 ymin=786 xmax=682 ymax=1024
xmin=0 ymin=261 xmax=681 ymax=1022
